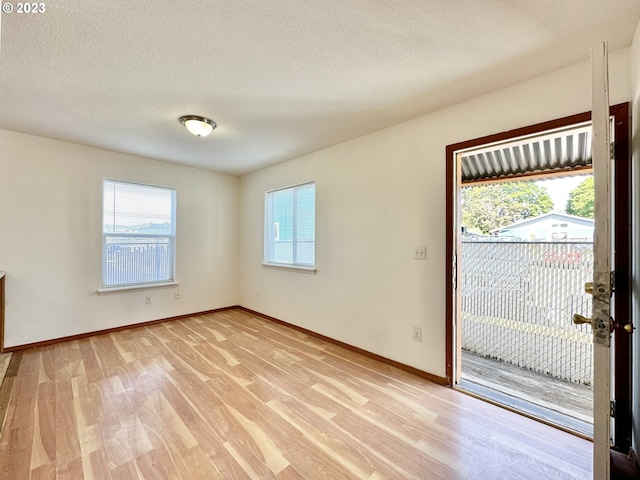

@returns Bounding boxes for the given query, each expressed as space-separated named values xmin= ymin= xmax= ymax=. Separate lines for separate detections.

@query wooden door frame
xmin=445 ymin=103 xmax=631 ymax=449
xmin=611 ymin=102 xmax=632 ymax=452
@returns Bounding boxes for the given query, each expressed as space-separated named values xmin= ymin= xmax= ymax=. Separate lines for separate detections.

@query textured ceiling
xmin=1 ymin=1 xmax=639 ymax=176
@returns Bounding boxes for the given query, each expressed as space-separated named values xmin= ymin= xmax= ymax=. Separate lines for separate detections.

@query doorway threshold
xmin=457 ymin=352 xmax=593 ymax=438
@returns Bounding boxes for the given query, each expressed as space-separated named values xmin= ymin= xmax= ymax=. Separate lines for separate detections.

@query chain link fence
xmin=461 ymin=239 xmax=594 ymax=385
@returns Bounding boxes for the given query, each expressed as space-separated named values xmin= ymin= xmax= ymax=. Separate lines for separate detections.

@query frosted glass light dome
xmin=179 ymin=115 xmax=216 ymax=137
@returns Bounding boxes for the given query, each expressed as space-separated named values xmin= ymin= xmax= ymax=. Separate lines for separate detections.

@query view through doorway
xmin=447 ymin=103 xmax=632 ymax=457
xmin=446 ymin=115 xmax=602 ymax=437
xmin=458 ymin=172 xmax=595 ymax=436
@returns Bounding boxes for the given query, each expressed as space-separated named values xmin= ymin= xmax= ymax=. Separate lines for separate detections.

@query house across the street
xmin=491 ymin=212 xmax=594 ymax=241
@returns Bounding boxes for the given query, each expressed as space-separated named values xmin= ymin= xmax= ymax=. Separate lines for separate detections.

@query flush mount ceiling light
xmin=179 ymin=115 xmax=216 ymax=137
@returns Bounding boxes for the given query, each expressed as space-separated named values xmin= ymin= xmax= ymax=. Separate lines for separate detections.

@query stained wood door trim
xmin=0 ymin=272 xmax=5 ymax=354
xmin=610 ymin=102 xmax=632 ymax=453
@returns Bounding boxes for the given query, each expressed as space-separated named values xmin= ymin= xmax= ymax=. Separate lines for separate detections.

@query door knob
xmin=574 ymin=313 xmax=610 ymax=331
xmin=623 ymin=323 xmax=635 ymax=334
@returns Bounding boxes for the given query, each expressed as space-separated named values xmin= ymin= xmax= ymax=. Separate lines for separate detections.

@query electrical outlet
xmin=174 ymin=291 xmax=181 ymax=300
xmin=145 ymin=295 xmax=152 ymax=304
xmin=413 ymin=246 xmax=427 ymax=260
xmin=412 ymin=326 xmax=422 ymax=342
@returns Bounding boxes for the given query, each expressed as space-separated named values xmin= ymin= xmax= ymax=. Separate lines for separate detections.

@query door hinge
xmin=610 ymin=142 xmax=615 ymax=160
xmin=611 ymin=269 xmax=629 ymax=293
xmin=610 ymin=400 xmax=616 ymax=418
xmin=610 ymin=271 xmax=616 ymax=293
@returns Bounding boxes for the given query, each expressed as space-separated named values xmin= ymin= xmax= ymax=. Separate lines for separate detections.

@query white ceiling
xmin=1 ymin=1 xmax=639 ymax=176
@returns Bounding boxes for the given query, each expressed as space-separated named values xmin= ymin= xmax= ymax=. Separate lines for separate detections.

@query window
xmin=265 ymin=182 xmax=315 ymax=267
xmin=102 ymin=180 xmax=176 ymax=289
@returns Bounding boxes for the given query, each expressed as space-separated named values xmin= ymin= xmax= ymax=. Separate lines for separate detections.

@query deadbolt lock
xmin=584 ymin=279 xmax=613 ymax=297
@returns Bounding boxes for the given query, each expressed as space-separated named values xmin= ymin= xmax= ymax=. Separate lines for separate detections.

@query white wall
xmin=239 ymin=48 xmax=631 ymax=378
xmin=0 ymin=130 xmax=240 ymax=348
xmin=630 ymin=17 xmax=640 ymax=458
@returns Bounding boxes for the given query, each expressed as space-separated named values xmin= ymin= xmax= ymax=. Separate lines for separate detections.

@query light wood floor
xmin=0 ymin=309 xmax=592 ymax=479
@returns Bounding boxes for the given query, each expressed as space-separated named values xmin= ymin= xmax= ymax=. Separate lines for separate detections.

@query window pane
xmin=295 ymin=184 xmax=315 ymax=264
xmin=102 ymin=180 xmax=176 ymax=287
xmin=104 ymin=236 xmax=172 ymax=286
xmin=265 ymin=182 xmax=315 ymax=266
xmin=270 ymin=188 xmax=293 ymax=263
xmin=104 ymin=181 xmax=173 ymax=234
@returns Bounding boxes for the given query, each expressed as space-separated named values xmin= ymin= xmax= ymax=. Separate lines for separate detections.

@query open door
xmin=445 ymin=41 xmax=633 ymax=479
xmin=589 ymin=39 xmax=636 ymax=479
xmin=590 ymin=41 xmax=612 ymax=480
xmin=590 ymin=42 xmax=635 ymax=480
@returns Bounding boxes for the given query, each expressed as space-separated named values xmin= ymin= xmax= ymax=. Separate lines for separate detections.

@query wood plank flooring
xmin=0 ymin=309 xmax=592 ymax=479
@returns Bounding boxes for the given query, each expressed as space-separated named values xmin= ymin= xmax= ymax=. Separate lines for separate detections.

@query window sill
xmin=97 ymin=281 xmax=179 ymax=294
xmin=262 ymin=263 xmax=317 ymax=274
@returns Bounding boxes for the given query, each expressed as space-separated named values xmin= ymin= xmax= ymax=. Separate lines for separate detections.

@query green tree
xmin=462 ymin=182 xmax=554 ymax=234
xmin=565 ymin=176 xmax=594 ymax=218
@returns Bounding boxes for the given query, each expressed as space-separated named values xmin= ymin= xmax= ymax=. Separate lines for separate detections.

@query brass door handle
xmin=573 ymin=314 xmax=592 ymax=326
xmin=623 ymin=323 xmax=635 ymax=334
xmin=574 ymin=314 xmax=610 ymax=331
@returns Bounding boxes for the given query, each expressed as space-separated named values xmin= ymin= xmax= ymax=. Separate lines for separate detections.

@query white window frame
xmin=264 ymin=181 xmax=316 ymax=272
xmin=100 ymin=179 xmax=177 ymax=291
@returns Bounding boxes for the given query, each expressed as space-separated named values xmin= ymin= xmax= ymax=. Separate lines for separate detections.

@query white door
xmin=590 ymin=41 xmax=612 ymax=480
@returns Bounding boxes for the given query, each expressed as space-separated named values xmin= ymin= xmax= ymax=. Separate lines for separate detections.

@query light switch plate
xmin=413 ymin=246 xmax=427 ymax=259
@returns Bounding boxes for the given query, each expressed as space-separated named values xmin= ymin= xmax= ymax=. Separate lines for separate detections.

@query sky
xmin=535 ymin=174 xmax=591 ymax=213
